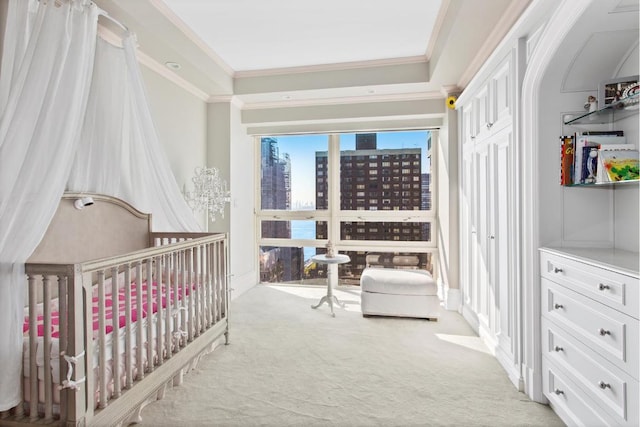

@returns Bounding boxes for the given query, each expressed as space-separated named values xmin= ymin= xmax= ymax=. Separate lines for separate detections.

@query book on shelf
xmin=596 ymin=147 xmax=639 ymax=183
xmin=559 ymin=136 xmax=574 ymax=185
xmin=573 ymin=132 xmax=626 ymax=184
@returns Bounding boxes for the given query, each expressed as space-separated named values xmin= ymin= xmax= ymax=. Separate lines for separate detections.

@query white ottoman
xmin=360 ymin=268 xmax=440 ymax=320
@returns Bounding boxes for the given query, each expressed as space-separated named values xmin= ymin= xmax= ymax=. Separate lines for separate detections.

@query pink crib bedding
xmin=23 ymin=279 xmax=190 ymax=339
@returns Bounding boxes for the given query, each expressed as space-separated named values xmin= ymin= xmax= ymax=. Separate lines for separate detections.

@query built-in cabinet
xmin=540 ymin=247 xmax=639 ymax=427
xmin=532 ymin=1 xmax=640 ymax=425
xmin=459 ymin=47 xmax=521 ymax=388
xmin=458 ymin=0 xmax=639 ymax=425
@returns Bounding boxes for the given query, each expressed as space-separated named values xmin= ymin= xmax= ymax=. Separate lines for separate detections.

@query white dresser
xmin=540 ymin=247 xmax=639 ymax=426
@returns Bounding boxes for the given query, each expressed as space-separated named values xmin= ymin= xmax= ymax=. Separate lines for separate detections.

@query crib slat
xmin=98 ymin=270 xmax=108 ymax=408
xmin=164 ymin=254 xmax=172 ymax=358
xmin=58 ymin=275 xmax=68 ymax=421
xmin=201 ymin=245 xmax=208 ymax=330
xmin=136 ymin=262 xmax=144 ymax=380
xmin=145 ymin=258 xmax=155 ymax=372
xmin=111 ymin=266 xmax=121 ymax=398
xmin=146 ymin=259 xmax=154 ymax=373
xmin=124 ymin=264 xmax=133 ymax=388
xmin=180 ymin=250 xmax=187 ymax=348
xmin=187 ymin=248 xmax=194 ymax=343
xmin=209 ymin=243 xmax=215 ymax=324
xmin=193 ymin=247 xmax=201 ymax=337
xmin=172 ymin=251 xmax=180 ymax=350
xmin=43 ymin=276 xmax=53 ymax=421
xmin=212 ymin=242 xmax=219 ymax=323
xmin=28 ymin=275 xmax=38 ymax=421
xmin=156 ymin=257 xmax=164 ymax=365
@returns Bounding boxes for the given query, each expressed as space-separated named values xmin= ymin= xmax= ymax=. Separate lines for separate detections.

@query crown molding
xmin=457 ymin=0 xmax=532 ymax=89
xmin=234 ymin=56 xmax=428 ymax=79
xmin=241 ymin=91 xmax=444 ymax=110
xmin=208 ymin=95 xmax=245 ymax=109
xmin=425 ymin=0 xmax=451 ymax=59
xmin=97 ymin=25 xmax=209 ymax=102
xmin=150 ymin=0 xmax=235 ymax=77
xmin=440 ymin=85 xmax=461 ymax=97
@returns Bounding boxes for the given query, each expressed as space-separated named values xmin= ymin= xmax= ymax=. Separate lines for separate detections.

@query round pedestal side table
xmin=310 ymin=253 xmax=350 ymax=317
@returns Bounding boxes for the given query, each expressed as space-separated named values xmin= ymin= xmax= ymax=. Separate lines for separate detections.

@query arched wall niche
xmin=520 ymin=0 xmax=639 ymax=402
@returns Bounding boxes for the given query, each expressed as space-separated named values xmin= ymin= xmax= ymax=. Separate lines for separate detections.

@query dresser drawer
xmin=540 ymin=251 xmax=639 ymax=319
xmin=542 ymin=318 xmax=639 ymax=424
xmin=542 ymin=278 xmax=639 ymax=378
xmin=543 ymin=360 xmax=612 ymax=427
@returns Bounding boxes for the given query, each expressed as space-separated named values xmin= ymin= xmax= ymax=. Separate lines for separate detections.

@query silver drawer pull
xmin=554 ymin=346 xmax=564 ymax=352
xmin=598 ymin=283 xmax=610 ymax=291
xmin=598 ymin=328 xmax=611 ymax=336
xmin=598 ymin=381 xmax=611 ymax=390
xmin=554 ymin=303 xmax=564 ymax=309
xmin=554 ymin=389 xmax=564 ymax=395
xmin=553 ymin=267 xmax=563 ymax=273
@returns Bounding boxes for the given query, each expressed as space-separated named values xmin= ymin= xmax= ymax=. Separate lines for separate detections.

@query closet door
xmin=461 ymin=144 xmax=477 ymax=312
xmin=489 ymin=127 xmax=520 ymax=383
xmin=474 ymin=140 xmax=491 ymax=340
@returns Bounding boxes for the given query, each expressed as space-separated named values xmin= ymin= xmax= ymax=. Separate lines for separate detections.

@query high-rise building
xmin=259 ymin=137 xmax=303 ymax=282
xmin=315 ymin=134 xmax=428 ymax=278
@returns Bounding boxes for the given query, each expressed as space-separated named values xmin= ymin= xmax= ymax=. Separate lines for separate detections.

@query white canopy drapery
xmin=67 ymin=35 xmax=201 ymax=232
xmin=0 ymin=0 xmax=201 ymax=410
xmin=0 ymin=0 xmax=99 ymax=409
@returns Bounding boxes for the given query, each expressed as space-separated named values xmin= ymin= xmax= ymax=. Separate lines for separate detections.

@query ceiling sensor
xmin=165 ymin=61 xmax=181 ymax=70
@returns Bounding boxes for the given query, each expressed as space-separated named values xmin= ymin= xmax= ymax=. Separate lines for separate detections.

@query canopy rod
xmin=97 ymin=10 xmax=128 ymax=33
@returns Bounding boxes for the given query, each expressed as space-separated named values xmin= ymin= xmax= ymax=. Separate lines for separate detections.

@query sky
xmin=269 ymin=131 xmax=431 ymax=207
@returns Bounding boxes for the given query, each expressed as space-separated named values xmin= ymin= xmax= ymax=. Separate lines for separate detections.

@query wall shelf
xmin=565 ymin=179 xmax=639 ymax=187
xmin=564 ymin=93 xmax=639 ymax=125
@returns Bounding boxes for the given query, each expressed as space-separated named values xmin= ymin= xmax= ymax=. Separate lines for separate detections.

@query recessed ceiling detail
xmin=161 ymin=0 xmax=442 ymax=72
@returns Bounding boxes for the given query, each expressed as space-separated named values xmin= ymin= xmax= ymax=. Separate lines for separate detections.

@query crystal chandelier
xmin=184 ymin=166 xmax=230 ymax=221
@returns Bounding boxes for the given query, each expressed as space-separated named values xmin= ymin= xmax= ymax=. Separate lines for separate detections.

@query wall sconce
xmin=183 ymin=166 xmax=231 ymax=222
xmin=74 ymin=196 xmax=94 ymax=210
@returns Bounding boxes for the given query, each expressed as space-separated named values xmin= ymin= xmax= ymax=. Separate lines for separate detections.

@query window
xmin=257 ymin=131 xmax=435 ymax=285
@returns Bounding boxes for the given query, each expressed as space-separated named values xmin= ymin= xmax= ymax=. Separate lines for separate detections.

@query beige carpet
xmin=139 ymin=284 xmax=564 ymax=427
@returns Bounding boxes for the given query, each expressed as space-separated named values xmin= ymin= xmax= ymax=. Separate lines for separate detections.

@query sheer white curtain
xmin=0 ymin=0 xmax=98 ymax=410
xmin=67 ymin=36 xmax=201 ymax=231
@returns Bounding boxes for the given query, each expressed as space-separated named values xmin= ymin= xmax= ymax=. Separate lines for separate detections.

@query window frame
xmin=255 ymin=131 xmax=438 ymax=279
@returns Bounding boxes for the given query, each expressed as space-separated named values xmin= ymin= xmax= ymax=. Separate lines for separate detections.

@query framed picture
xmin=598 ymin=75 xmax=639 ymax=107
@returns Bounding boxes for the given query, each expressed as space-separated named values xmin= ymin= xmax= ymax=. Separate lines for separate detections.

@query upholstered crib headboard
xmin=28 ymin=193 xmax=152 ymax=263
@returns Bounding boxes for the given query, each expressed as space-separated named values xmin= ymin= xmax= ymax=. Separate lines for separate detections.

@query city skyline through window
xmin=258 ymin=130 xmax=434 ymax=285
xmin=272 ymin=131 xmax=430 ymax=209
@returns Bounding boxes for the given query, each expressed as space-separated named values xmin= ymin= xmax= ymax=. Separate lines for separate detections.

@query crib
xmin=1 ymin=193 xmax=229 ymax=426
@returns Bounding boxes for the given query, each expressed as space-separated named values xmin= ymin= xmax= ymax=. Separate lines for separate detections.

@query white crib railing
xmin=6 ymin=233 xmax=228 ymax=426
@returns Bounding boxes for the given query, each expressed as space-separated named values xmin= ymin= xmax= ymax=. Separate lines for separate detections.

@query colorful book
xmin=597 ymin=149 xmax=639 ymax=183
xmin=580 ymin=144 xmax=599 ymax=184
xmin=559 ymin=136 xmax=574 ymax=185
xmin=573 ymin=133 xmax=626 ymax=183
xmin=582 ymin=144 xmax=635 ymax=184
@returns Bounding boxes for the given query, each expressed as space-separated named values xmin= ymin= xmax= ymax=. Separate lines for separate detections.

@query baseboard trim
xmin=444 ymin=288 xmax=461 ymax=311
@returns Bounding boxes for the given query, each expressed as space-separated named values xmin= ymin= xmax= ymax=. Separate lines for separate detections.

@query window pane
xmin=260 ymin=135 xmax=328 ymax=211
xmin=338 ymin=131 xmax=431 ymax=211
xmin=259 ymin=245 xmax=330 ymax=285
xmin=261 ymin=220 xmax=328 ymax=244
xmin=340 ymin=221 xmax=431 ymax=242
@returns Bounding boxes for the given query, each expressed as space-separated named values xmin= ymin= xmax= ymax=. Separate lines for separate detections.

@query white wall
xmin=437 ymin=104 xmax=460 ymax=309
xmin=230 ymin=103 xmax=258 ymax=299
xmin=141 ymin=66 xmax=208 ymax=229
xmin=206 ymin=99 xmax=257 ymax=299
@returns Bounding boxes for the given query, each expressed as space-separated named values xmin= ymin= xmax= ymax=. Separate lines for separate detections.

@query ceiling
xmin=161 ymin=0 xmax=444 ymax=72
xmin=93 ymin=0 xmax=531 ymax=131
